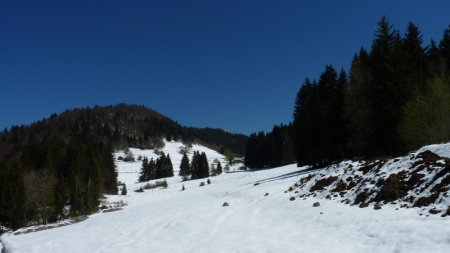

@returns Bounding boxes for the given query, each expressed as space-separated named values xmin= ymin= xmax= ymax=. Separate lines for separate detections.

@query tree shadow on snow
xmin=246 ymin=166 xmax=322 ymax=186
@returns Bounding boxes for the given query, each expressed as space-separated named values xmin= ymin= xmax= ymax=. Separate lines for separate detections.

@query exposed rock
xmin=374 ymin=203 xmax=382 ymax=210
xmin=429 ymin=209 xmax=440 ymax=215
xmin=310 ymin=176 xmax=338 ymax=192
xmin=373 ymin=171 xmax=409 ymax=203
xmin=313 ymin=202 xmax=320 ymax=207
xmin=441 ymin=206 xmax=450 ymax=217
xmin=359 ymin=202 xmax=369 ymax=208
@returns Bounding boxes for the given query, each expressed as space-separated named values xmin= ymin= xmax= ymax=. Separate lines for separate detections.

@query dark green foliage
xmin=138 ymin=157 xmax=152 ymax=182
xmin=245 ymin=124 xmax=295 ymax=168
xmin=215 ymin=160 xmax=223 ymax=175
xmin=139 ymin=154 xmax=173 ymax=182
xmin=183 ymin=127 xmax=248 ymax=156
xmin=287 ymin=17 xmax=450 ymax=168
xmin=0 ymin=135 xmax=117 ymax=229
xmin=440 ymin=25 xmax=450 ymax=72
xmin=293 ymin=65 xmax=347 ymax=166
xmin=1 ymin=104 xmax=247 ymax=156
xmin=199 ymin=153 xmax=210 ymax=178
xmin=399 ymin=78 xmax=450 ymax=149
xmin=179 ymin=153 xmax=191 ymax=178
xmin=190 ymin=151 xmax=210 ymax=179
xmin=0 ymin=161 xmax=26 ymax=229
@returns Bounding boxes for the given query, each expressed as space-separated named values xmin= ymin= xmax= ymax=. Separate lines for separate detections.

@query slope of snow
xmin=2 ymin=141 xmax=450 ymax=252
xmin=113 ymin=141 xmax=232 ymax=190
xmin=418 ymin=142 xmax=450 ymax=158
xmin=290 ymin=143 xmax=450 ymax=214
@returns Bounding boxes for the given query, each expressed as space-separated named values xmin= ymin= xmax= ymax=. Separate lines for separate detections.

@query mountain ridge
xmin=1 ymin=103 xmax=247 ymax=156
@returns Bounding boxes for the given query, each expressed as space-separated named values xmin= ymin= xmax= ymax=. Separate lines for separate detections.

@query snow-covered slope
xmin=113 ymin=141 xmax=232 ymax=191
xmin=2 ymin=141 xmax=450 ymax=253
xmin=289 ymin=143 xmax=450 ymax=216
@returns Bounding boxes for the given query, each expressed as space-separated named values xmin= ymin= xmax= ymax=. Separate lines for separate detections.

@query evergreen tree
xmin=399 ymin=77 xmax=450 ymax=149
xmin=439 ymin=25 xmax=450 ymax=72
xmin=198 ymin=152 xmax=210 ymax=178
xmin=179 ymin=153 xmax=191 ymax=179
xmin=162 ymin=154 xmax=174 ymax=178
xmin=216 ymin=160 xmax=222 ymax=175
xmin=138 ymin=157 xmax=149 ymax=182
xmin=190 ymin=151 xmax=200 ymax=179
xmin=148 ymin=158 xmax=156 ymax=180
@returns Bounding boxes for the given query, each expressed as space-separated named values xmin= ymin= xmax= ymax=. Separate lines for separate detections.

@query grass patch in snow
xmin=142 ymin=180 xmax=168 ymax=190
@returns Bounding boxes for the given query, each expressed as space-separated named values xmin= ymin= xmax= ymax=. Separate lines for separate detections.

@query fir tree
xmin=138 ymin=157 xmax=149 ymax=182
xmin=198 ymin=152 xmax=210 ymax=178
xmin=179 ymin=153 xmax=191 ymax=179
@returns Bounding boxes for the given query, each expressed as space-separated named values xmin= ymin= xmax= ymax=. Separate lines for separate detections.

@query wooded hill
xmin=0 ymin=104 xmax=247 ymax=230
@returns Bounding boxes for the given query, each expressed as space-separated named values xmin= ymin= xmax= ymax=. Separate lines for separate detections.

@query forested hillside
xmin=0 ymin=104 xmax=247 ymax=230
xmin=245 ymin=17 xmax=450 ymax=168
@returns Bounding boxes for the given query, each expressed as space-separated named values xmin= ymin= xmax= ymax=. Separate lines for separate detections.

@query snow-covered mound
xmin=289 ymin=143 xmax=450 ymax=216
xmin=2 ymin=141 xmax=450 ymax=252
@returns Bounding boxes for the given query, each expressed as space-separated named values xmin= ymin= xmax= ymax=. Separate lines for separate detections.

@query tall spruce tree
xmin=190 ymin=151 xmax=200 ymax=179
xmin=198 ymin=152 xmax=210 ymax=178
xmin=179 ymin=153 xmax=191 ymax=179
xmin=216 ymin=160 xmax=222 ymax=175
xmin=138 ymin=157 xmax=149 ymax=182
xmin=439 ymin=25 xmax=450 ymax=72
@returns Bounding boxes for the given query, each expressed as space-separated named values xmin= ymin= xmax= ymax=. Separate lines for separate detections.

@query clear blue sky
xmin=1 ymin=0 xmax=450 ymax=135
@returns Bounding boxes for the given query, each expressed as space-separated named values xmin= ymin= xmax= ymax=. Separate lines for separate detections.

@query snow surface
xmin=2 ymin=141 xmax=450 ymax=253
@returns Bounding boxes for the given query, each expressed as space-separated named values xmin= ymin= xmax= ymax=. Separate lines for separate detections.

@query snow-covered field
xmin=2 ymin=141 xmax=450 ymax=253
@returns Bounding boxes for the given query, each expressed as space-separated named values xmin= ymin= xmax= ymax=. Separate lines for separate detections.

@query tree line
xmin=138 ymin=151 xmax=223 ymax=184
xmin=0 ymin=134 xmax=117 ymax=229
xmin=139 ymin=153 xmax=174 ymax=182
xmin=245 ymin=124 xmax=295 ymax=168
xmin=180 ymin=151 xmax=223 ymax=180
xmin=246 ymin=17 xmax=450 ymax=168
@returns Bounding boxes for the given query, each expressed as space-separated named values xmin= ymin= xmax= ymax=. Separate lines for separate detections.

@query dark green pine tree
xmin=179 ymin=153 xmax=191 ymax=178
xmin=162 ymin=154 xmax=174 ymax=178
xmin=345 ymin=48 xmax=372 ymax=156
xmin=198 ymin=152 xmax=210 ymax=178
xmin=367 ymin=16 xmax=402 ymax=156
xmin=216 ymin=160 xmax=222 ymax=175
xmin=190 ymin=151 xmax=200 ymax=179
xmin=397 ymin=22 xmax=427 ymax=97
xmin=155 ymin=153 xmax=164 ymax=179
xmin=0 ymin=160 xmax=26 ymax=229
xmin=148 ymin=158 xmax=156 ymax=180
xmin=427 ymin=40 xmax=445 ymax=76
xmin=138 ymin=157 xmax=149 ymax=182
xmin=293 ymin=78 xmax=320 ymax=166
xmin=244 ymin=133 xmax=258 ymax=168
xmin=439 ymin=25 xmax=450 ymax=72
